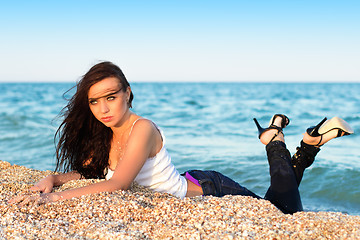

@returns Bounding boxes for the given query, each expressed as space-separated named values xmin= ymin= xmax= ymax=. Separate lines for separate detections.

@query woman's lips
xmin=101 ymin=116 xmax=113 ymax=122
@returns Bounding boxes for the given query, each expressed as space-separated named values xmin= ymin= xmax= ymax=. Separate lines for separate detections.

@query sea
xmin=1 ymin=82 xmax=359 ymax=215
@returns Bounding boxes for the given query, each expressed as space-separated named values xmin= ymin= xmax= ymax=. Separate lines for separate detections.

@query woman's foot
xmin=254 ymin=114 xmax=289 ymax=145
xmin=303 ymin=117 xmax=354 ymax=147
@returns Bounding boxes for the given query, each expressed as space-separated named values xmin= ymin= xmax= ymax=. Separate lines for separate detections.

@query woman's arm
xmin=30 ymin=171 xmax=82 ymax=193
xmin=10 ymin=119 xmax=160 ymax=205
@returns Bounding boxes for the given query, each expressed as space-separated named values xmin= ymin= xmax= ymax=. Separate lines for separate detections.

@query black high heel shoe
xmin=254 ymin=114 xmax=290 ymax=143
xmin=307 ymin=117 xmax=354 ymax=147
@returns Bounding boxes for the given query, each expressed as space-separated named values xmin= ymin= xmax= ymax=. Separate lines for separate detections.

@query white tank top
xmin=105 ymin=118 xmax=188 ymax=199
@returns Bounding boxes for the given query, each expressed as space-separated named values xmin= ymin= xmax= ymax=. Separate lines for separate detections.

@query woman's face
xmin=88 ymin=77 xmax=131 ymax=128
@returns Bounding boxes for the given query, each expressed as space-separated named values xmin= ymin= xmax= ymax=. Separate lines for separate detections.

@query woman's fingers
xmin=9 ymin=193 xmax=40 ymax=206
xmin=8 ymin=194 xmax=26 ymax=204
xmin=18 ymin=196 xmax=31 ymax=206
xmin=9 ymin=190 xmax=61 ymax=206
xmin=30 ymin=183 xmax=53 ymax=193
xmin=42 ymin=187 xmax=52 ymax=193
xmin=19 ymin=194 xmax=40 ymax=207
xmin=30 ymin=184 xmax=47 ymax=193
xmin=29 ymin=185 xmax=42 ymax=191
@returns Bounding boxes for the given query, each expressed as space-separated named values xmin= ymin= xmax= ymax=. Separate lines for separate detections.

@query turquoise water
xmin=1 ymin=82 xmax=359 ymax=215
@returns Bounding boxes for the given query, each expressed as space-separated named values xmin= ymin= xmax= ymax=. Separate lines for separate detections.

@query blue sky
xmin=0 ymin=0 xmax=359 ymax=82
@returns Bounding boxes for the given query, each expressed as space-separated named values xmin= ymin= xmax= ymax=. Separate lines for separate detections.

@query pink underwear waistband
xmin=185 ymin=172 xmax=201 ymax=187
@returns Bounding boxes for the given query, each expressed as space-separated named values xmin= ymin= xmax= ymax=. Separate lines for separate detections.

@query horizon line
xmin=0 ymin=80 xmax=359 ymax=84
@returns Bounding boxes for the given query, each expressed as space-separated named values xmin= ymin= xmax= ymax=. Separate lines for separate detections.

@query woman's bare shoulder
xmin=131 ymin=118 xmax=158 ymax=133
xmin=129 ymin=118 xmax=162 ymax=146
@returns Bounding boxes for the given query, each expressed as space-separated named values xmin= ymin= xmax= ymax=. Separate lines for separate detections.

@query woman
xmin=9 ymin=61 xmax=354 ymax=214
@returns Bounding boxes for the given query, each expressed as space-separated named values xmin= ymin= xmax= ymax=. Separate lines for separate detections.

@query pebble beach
xmin=1 ymin=160 xmax=360 ymax=239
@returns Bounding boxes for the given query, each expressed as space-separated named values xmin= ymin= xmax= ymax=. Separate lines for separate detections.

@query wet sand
xmin=1 ymin=160 xmax=360 ymax=239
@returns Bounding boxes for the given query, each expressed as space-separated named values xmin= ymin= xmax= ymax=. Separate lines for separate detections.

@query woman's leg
xmin=188 ymin=138 xmax=308 ymax=213
xmin=291 ymin=141 xmax=320 ymax=186
xmin=185 ymin=170 xmax=262 ymax=199
xmin=193 ymin=115 xmax=304 ymax=213
xmin=263 ymin=141 xmax=303 ymax=214
xmin=265 ymin=116 xmax=354 ymax=212
xmin=256 ymin=115 xmax=303 ymax=214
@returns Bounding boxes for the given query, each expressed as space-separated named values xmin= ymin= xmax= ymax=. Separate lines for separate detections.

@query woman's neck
xmin=111 ymin=111 xmax=135 ymax=139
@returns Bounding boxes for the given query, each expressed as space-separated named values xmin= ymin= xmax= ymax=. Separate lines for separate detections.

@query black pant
xmin=186 ymin=141 xmax=320 ymax=214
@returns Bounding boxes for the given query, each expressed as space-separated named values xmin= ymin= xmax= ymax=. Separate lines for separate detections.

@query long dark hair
xmin=55 ymin=61 xmax=134 ymax=179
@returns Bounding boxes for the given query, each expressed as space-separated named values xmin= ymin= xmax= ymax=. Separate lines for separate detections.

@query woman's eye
xmin=107 ymin=96 xmax=115 ymax=101
xmin=89 ymin=100 xmax=97 ymax=105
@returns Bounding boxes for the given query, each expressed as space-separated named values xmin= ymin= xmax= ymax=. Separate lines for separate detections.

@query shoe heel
xmin=307 ymin=117 xmax=327 ymax=137
xmin=253 ymin=118 xmax=265 ymax=138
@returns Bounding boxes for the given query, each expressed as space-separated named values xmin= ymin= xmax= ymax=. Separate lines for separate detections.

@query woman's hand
xmin=30 ymin=175 xmax=55 ymax=193
xmin=8 ymin=175 xmax=58 ymax=206
xmin=8 ymin=192 xmax=62 ymax=206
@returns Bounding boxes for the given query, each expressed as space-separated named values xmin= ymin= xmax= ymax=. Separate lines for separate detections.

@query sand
xmin=1 ymin=160 xmax=360 ymax=239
